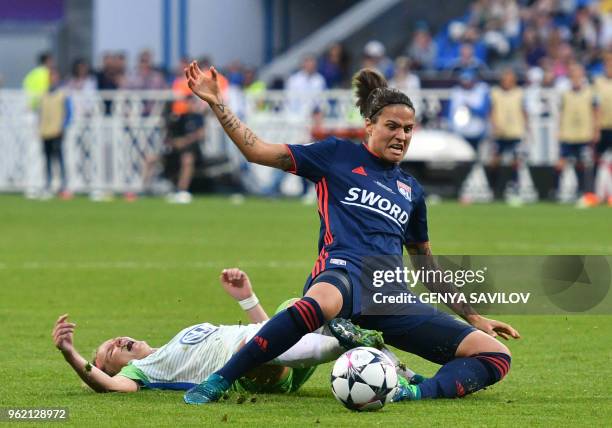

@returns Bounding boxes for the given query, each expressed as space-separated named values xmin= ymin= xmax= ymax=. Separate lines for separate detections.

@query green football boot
xmin=328 ymin=318 xmax=385 ymax=350
xmin=184 ymin=373 xmax=231 ymax=405
xmin=393 ymin=375 xmax=422 ymax=402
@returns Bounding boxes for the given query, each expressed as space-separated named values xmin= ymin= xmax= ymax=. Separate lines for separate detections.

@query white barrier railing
xmin=0 ymin=88 xmax=560 ymax=193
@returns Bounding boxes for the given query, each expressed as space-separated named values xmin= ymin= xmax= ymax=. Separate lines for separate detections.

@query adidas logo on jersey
xmin=253 ymin=335 xmax=269 ymax=352
xmin=352 ymin=166 xmax=367 ymax=176
xmin=342 ymin=187 xmax=409 ymax=227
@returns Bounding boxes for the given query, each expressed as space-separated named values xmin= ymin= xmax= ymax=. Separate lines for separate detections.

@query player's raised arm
xmin=219 ymin=268 xmax=269 ymax=323
xmin=52 ymin=314 xmax=138 ymax=393
xmin=185 ymin=61 xmax=294 ymax=171
xmin=405 ymin=243 xmax=520 ymax=340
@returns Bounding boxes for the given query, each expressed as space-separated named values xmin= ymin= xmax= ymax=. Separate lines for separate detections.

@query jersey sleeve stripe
xmin=321 ymin=177 xmax=333 ymax=245
xmin=283 ymin=144 xmax=297 ymax=174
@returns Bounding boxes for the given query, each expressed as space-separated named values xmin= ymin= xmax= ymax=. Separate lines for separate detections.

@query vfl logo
xmin=396 ymin=181 xmax=412 ymax=201
xmin=179 ymin=324 xmax=217 ymax=345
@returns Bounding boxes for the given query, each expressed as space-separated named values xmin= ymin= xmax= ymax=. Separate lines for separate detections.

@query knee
xmin=304 ymin=282 xmax=343 ymax=320
xmin=456 ymin=330 xmax=511 ymax=358
xmin=488 ymin=340 xmax=511 ymax=358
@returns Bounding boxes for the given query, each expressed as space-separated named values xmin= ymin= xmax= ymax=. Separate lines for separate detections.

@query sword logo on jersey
xmin=342 ymin=187 xmax=409 ymax=228
xmin=180 ymin=323 xmax=218 ymax=345
xmin=396 ymin=180 xmax=412 ymax=201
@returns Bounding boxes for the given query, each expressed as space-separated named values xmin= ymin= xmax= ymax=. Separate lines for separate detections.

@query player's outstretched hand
xmin=470 ymin=315 xmax=520 ymax=340
xmin=52 ymin=314 xmax=76 ymax=352
xmin=219 ymin=268 xmax=254 ymax=301
xmin=185 ymin=61 xmax=221 ymax=105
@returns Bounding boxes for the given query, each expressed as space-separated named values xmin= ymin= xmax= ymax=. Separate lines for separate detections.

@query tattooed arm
xmin=405 ymin=241 xmax=479 ymax=321
xmin=184 ymin=61 xmax=293 ymax=171
xmin=405 ymin=242 xmax=520 ymax=340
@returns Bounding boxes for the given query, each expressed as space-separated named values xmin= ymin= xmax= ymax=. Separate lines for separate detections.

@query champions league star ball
xmin=330 ymin=347 xmax=398 ymax=412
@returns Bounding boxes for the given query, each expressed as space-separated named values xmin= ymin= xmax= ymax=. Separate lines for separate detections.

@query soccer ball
xmin=330 ymin=347 xmax=398 ymax=411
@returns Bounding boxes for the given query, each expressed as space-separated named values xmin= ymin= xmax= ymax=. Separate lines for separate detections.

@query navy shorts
xmin=494 ymin=138 xmax=520 ymax=155
xmin=307 ymin=269 xmax=476 ymax=365
xmin=560 ymin=142 xmax=589 ymax=160
xmin=307 ymin=268 xmax=353 ymax=319
xmin=357 ymin=312 xmax=476 ymax=365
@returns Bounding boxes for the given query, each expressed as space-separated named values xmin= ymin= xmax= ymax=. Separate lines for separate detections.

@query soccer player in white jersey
xmin=52 ymin=268 xmax=384 ymax=393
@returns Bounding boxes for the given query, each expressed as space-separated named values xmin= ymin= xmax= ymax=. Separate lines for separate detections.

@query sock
xmin=554 ymin=167 xmax=562 ymax=194
xmin=216 ymin=297 xmax=325 ymax=384
xmin=511 ymin=161 xmax=519 ymax=186
xmin=576 ymin=164 xmax=585 ymax=193
xmin=271 ymin=333 xmax=343 ymax=368
xmin=417 ymin=352 xmax=511 ymax=399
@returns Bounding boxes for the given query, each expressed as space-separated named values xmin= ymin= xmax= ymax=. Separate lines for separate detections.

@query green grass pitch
xmin=0 ymin=195 xmax=610 ymax=426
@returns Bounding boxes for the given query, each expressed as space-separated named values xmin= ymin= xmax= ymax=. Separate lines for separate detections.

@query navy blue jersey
xmin=286 ymin=137 xmax=430 ymax=317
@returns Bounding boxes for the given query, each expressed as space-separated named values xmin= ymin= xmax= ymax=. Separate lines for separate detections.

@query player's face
xmin=570 ymin=65 xmax=584 ymax=88
xmin=366 ymin=105 xmax=415 ymax=164
xmin=501 ymin=71 xmax=516 ymax=89
xmin=96 ymin=336 xmax=153 ymax=375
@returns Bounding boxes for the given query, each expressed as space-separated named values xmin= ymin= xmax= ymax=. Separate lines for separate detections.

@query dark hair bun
xmin=353 ymin=68 xmax=388 ymax=117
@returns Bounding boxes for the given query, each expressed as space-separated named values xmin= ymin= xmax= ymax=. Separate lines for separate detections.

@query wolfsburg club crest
xmin=396 ymin=180 xmax=412 ymax=201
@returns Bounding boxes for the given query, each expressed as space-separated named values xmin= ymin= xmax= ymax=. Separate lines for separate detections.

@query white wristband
xmin=239 ymin=294 xmax=259 ymax=311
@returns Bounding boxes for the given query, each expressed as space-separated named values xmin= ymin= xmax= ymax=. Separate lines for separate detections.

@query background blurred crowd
xmin=19 ymin=0 xmax=612 ymax=96
xmin=13 ymin=0 xmax=612 ymax=206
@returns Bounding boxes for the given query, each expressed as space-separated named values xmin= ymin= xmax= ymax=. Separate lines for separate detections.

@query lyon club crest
xmin=396 ymin=180 xmax=412 ymax=201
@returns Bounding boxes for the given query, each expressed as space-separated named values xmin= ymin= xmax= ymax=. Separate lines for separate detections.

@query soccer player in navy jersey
xmin=182 ymin=61 xmax=520 ymax=405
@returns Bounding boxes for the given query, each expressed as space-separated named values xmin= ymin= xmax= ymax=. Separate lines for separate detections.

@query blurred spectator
xmin=361 ymin=40 xmax=394 ymax=79
xmin=318 ymin=43 xmax=349 ymax=88
xmin=142 ymin=96 xmax=205 ymax=204
xmin=96 ymin=52 xmax=126 ymax=115
xmin=389 ymin=56 xmax=422 ymax=118
xmin=389 ymin=56 xmax=420 ymax=94
xmin=171 ymin=57 xmax=193 ymax=116
xmin=65 ymin=58 xmax=97 ymax=91
xmin=488 ymin=68 xmax=527 ymax=194
xmin=96 ymin=52 xmax=121 ymax=91
xmin=404 ymin=22 xmax=437 ymax=71
xmin=39 ymin=68 xmax=72 ymax=198
xmin=448 ymin=69 xmax=490 ymax=153
xmin=225 ymin=60 xmax=245 ymax=87
xmin=23 ymin=51 xmax=53 ymax=109
xmin=555 ymin=63 xmax=598 ymax=203
xmin=64 ymin=58 xmax=97 ymax=117
xmin=241 ymin=67 xmax=267 ymax=114
xmin=286 ymin=55 xmax=326 ymax=117
xmin=449 ymin=43 xmax=488 ymax=77
xmin=521 ymin=27 xmax=547 ymax=67
xmin=126 ymin=49 xmax=167 ymax=90
xmin=571 ymin=6 xmax=599 ymax=52
xmin=524 ymin=66 xmax=544 ymax=110
xmin=243 ymin=67 xmax=266 ymax=95
xmin=593 ymin=53 xmax=612 ymax=200
xmin=550 ymin=42 xmax=575 ymax=78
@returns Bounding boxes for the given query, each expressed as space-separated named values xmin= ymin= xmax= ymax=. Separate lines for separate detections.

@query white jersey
xmin=128 ymin=322 xmax=263 ymax=386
